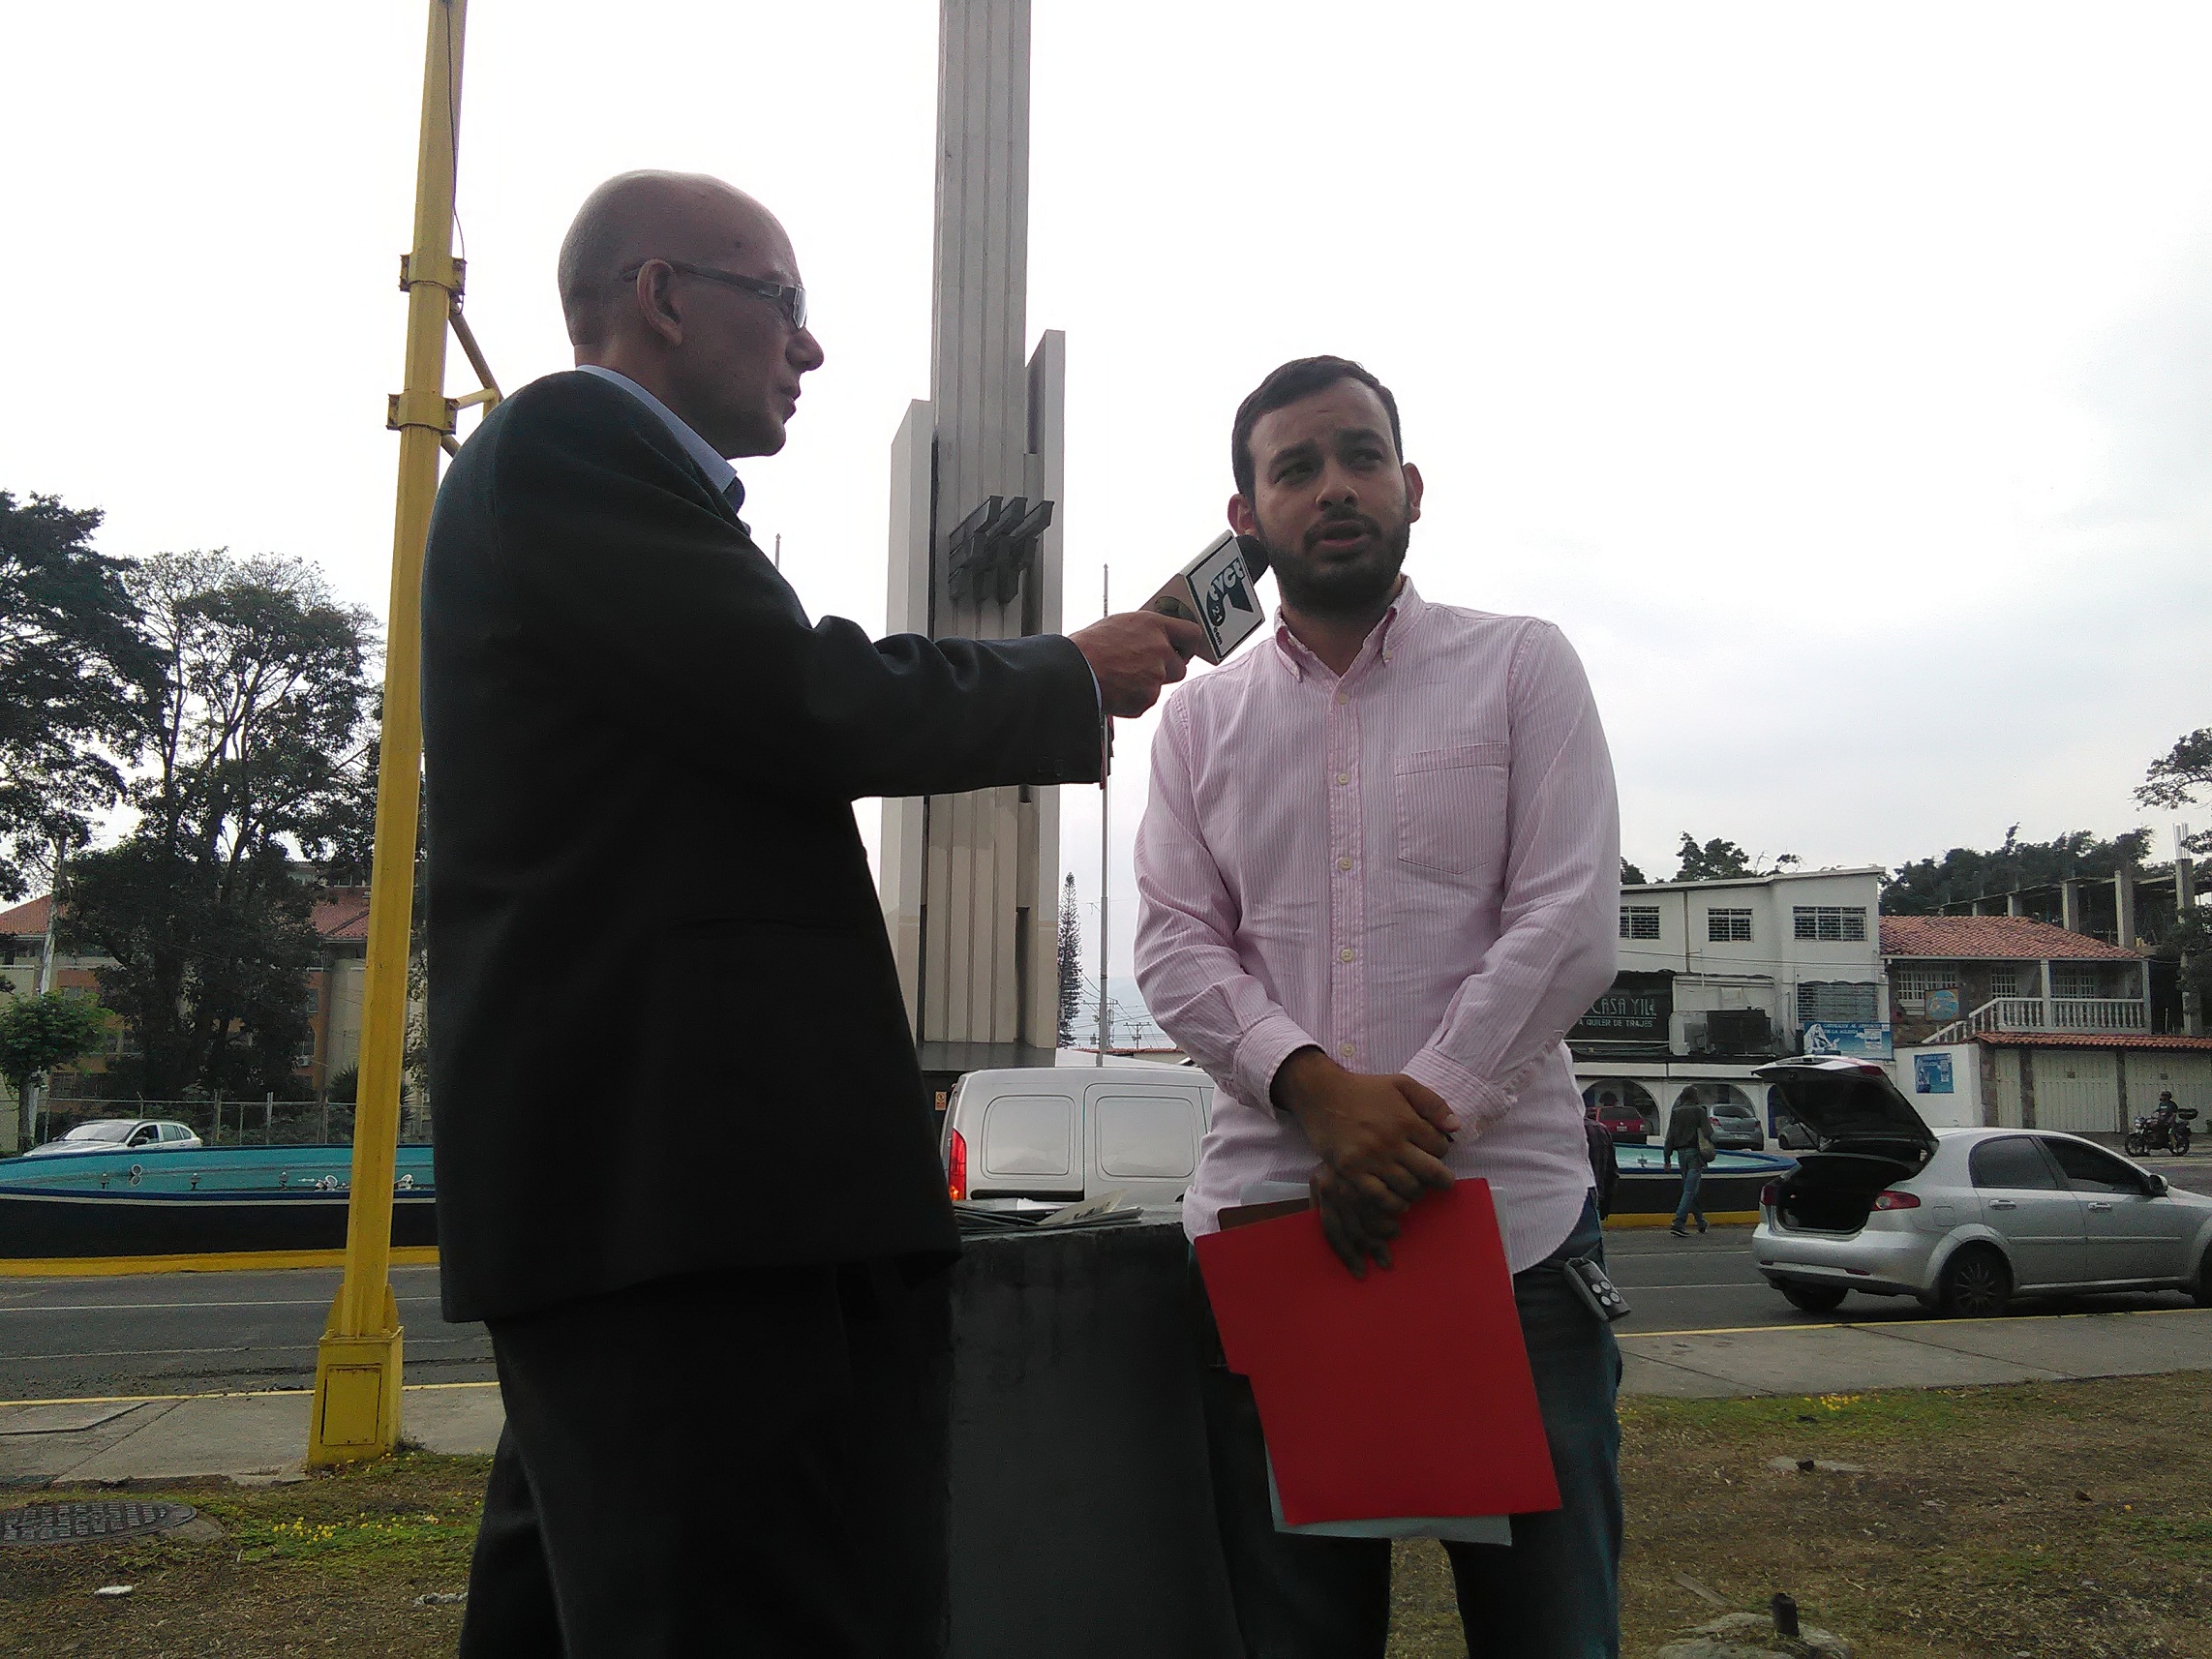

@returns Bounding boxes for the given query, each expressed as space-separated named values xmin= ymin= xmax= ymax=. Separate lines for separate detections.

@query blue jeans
xmin=1671 ymin=1155 xmax=1707 ymax=1229
xmin=1194 ymin=1195 xmax=1622 ymax=1658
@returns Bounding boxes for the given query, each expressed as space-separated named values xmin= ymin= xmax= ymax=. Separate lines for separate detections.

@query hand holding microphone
xmin=1070 ymin=610 xmax=1205 ymax=716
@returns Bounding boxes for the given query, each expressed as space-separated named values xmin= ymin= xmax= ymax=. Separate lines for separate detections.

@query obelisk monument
xmin=880 ymin=0 xmax=1067 ymax=1082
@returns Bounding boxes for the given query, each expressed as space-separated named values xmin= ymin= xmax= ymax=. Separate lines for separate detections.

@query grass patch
xmin=3 ymin=1375 xmax=2208 ymax=1656
xmin=1392 ymin=1372 xmax=2212 ymax=1657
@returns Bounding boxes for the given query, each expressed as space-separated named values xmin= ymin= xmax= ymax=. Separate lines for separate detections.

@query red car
xmin=1588 ymin=1100 xmax=1651 ymax=1144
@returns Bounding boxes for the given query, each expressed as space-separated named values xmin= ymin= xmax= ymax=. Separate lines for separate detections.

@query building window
xmin=1986 ymin=965 xmax=2024 ymax=998
xmin=1798 ymin=981 xmax=1880 ymax=1022
xmin=2052 ymin=966 xmax=2102 ymax=999
xmin=1620 ymin=905 xmax=1661 ymax=940
xmin=1792 ymin=905 xmax=1867 ymax=942
xmin=1891 ymin=966 xmax=1957 ymax=999
xmin=1707 ymin=909 xmax=1753 ymax=943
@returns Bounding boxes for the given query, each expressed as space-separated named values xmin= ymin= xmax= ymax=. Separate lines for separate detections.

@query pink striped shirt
xmin=1133 ymin=581 xmax=1620 ymax=1272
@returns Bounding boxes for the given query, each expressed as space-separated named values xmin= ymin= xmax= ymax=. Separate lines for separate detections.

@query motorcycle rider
xmin=2152 ymin=1091 xmax=2181 ymax=1147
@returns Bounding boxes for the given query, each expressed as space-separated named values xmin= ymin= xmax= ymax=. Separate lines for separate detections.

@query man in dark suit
xmin=424 ymin=170 xmax=1199 ymax=1659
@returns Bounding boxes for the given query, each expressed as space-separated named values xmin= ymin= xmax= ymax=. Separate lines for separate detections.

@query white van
xmin=941 ymin=1064 xmax=1213 ymax=1211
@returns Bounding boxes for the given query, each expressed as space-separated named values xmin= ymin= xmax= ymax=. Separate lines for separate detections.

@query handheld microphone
xmin=1144 ymin=531 xmax=1272 ymax=665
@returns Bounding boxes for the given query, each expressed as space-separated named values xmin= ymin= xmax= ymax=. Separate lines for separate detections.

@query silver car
xmin=18 ymin=1119 xmax=202 ymax=1159
xmin=1750 ymin=1056 xmax=2212 ymax=1317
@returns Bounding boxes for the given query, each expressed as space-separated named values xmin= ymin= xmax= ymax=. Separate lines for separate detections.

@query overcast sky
xmin=7 ymin=3 xmax=2210 ymax=980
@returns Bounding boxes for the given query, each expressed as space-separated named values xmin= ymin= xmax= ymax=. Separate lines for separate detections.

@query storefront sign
xmin=1913 ymin=1052 xmax=1954 ymax=1094
xmin=1924 ymin=988 xmax=1959 ymax=1021
xmin=1569 ymin=973 xmax=1672 ymax=1046
xmin=1803 ymin=1021 xmax=1894 ymax=1060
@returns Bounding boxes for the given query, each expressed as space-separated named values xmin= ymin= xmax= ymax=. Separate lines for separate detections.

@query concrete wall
xmin=1892 ymin=1044 xmax=1983 ymax=1130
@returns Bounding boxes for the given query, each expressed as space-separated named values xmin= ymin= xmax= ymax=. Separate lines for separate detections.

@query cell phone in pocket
xmin=1561 ymin=1254 xmax=1630 ymax=1323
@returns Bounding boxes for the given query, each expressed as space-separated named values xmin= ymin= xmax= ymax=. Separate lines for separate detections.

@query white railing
xmin=1924 ymin=997 xmax=2149 ymax=1045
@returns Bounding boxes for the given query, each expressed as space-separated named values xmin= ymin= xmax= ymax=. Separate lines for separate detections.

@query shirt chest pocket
xmin=1392 ymin=743 xmax=1510 ymax=878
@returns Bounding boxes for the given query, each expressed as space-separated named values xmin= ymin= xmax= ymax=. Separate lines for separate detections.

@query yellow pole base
xmin=307 ymin=1282 xmax=405 ymax=1466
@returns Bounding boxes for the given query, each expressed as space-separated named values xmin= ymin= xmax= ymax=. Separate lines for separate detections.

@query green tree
xmin=1057 ymin=873 xmax=1083 ymax=1047
xmin=0 ymin=989 xmax=111 ymax=1148
xmin=1674 ymin=834 xmax=1751 ymax=882
xmin=2137 ymin=729 xmax=2212 ymax=854
xmin=1621 ymin=857 xmax=1649 ymax=887
xmin=0 ymin=492 xmax=154 ymax=899
xmin=1672 ymin=835 xmax=1798 ymax=883
xmin=60 ymin=552 xmax=377 ymax=1100
xmin=1882 ymin=827 xmax=2153 ymax=914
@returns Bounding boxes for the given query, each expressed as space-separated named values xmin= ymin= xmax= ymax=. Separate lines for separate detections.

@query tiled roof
xmin=1970 ymin=1032 xmax=2212 ymax=1052
xmin=312 ymin=887 xmax=371 ymax=943
xmin=0 ymin=894 xmax=53 ymax=936
xmin=1879 ymin=914 xmax=2142 ymax=962
xmin=2 ymin=889 xmax=373 ymax=944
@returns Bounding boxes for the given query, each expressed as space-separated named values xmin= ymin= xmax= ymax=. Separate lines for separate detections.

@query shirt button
xmin=1335 ymin=691 xmax=1348 ymax=706
xmin=1335 ymin=772 xmax=1349 ymax=786
xmin=1338 ymin=857 xmax=1353 ymax=872
xmin=1339 ymin=1042 xmax=1355 ymax=1058
xmin=1339 ymin=948 xmax=1355 ymax=962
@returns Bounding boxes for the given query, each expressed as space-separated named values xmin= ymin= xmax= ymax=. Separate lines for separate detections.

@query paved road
xmin=7 ymin=1172 xmax=2208 ymax=1401
xmin=0 ymin=1263 xmax=495 ymax=1402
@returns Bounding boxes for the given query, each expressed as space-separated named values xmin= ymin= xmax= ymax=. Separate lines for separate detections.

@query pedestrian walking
xmin=1665 ymin=1095 xmax=1712 ymax=1237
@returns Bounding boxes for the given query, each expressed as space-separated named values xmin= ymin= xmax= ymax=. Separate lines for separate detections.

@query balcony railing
xmin=1924 ymin=996 xmax=2148 ymax=1045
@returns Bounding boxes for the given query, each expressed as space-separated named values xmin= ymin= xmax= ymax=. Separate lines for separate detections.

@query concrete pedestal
xmin=950 ymin=1219 xmax=1241 ymax=1658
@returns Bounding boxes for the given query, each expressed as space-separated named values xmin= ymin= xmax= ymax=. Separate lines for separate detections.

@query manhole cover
xmin=0 ymin=1500 xmax=197 ymax=1547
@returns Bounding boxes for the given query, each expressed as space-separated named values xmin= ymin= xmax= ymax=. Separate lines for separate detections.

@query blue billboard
xmin=1803 ymin=1021 xmax=1894 ymax=1060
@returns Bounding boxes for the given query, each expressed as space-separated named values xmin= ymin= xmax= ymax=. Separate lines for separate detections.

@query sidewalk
xmin=5 ymin=1309 xmax=2209 ymax=1486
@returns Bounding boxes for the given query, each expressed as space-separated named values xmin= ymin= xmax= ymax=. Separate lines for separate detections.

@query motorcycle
xmin=2125 ymin=1107 xmax=2197 ymax=1158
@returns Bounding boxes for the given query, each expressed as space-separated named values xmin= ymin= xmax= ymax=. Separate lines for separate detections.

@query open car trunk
xmin=1754 ymin=1058 xmax=1938 ymax=1236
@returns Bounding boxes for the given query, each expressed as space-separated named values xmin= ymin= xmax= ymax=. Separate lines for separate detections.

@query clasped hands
xmin=1271 ymin=1047 xmax=1459 ymax=1278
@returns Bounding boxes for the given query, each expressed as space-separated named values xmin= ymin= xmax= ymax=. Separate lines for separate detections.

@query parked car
xmin=941 ymin=1065 xmax=1211 ymax=1211
xmin=19 ymin=1119 xmax=202 ymax=1159
xmin=1709 ymin=1098 xmax=1765 ymax=1152
xmin=1750 ymin=1056 xmax=2212 ymax=1317
xmin=1588 ymin=1100 xmax=1652 ymax=1144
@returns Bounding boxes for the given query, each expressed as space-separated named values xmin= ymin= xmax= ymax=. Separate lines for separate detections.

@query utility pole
xmin=23 ymin=839 xmax=62 ymax=1148
xmin=310 ymin=0 xmax=490 ymax=1467
xmin=1096 ymin=565 xmax=1109 ymax=1067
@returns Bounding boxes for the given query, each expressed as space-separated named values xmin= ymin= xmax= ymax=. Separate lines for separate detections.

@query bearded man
xmin=1134 ymin=356 xmax=1624 ymax=1657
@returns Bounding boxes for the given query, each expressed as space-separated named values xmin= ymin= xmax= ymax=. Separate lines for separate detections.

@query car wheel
xmin=1779 ymin=1282 xmax=1848 ymax=1313
xmin=1938 ymin=1246 xmax=2011 ymax=1318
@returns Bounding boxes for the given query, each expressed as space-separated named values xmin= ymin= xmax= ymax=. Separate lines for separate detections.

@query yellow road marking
xmin=0 ymin=1246 xmax=439 ymax=1278
xmin=1625 ymin=1306 xmax=2209 ymax=1340
xmin=0 ymin=1378 xmax=501 ymax=1410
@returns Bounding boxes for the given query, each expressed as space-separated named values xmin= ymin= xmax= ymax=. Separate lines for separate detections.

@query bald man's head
xmin=560 ymin=170 xmax=767 ymax=349
xmin=557 ymin=170 xmax=824 ymax=458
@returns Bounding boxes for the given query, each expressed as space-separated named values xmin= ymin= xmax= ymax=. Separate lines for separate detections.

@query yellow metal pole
xmin=309 ymin=0 xmax=469 ymax=1467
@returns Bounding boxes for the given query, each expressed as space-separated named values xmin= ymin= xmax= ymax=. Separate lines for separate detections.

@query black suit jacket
xmin=422 ymin=371 xmax=1102 ymax=1322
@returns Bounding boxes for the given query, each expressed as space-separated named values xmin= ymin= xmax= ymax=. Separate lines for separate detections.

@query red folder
xmin=1195 ymin=1181 xmax=1560 ymax=1525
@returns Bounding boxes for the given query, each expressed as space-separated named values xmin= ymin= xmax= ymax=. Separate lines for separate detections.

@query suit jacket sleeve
xmin=488 ymin=379 xmax=1102 ymax=800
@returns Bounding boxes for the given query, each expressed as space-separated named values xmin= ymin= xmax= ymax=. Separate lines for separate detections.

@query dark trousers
xmin=1197 ymin=1197 xmax=1622 ymax=1659
xmin=459 ymin=1258 xmax=954 ymax=1659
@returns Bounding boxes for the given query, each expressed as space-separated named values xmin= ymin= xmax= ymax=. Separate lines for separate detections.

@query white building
xmin=1572 ymin=866 xmax=1889 ymax=1140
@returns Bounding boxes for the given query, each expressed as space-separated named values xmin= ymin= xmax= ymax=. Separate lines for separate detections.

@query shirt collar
xmin=1270 ymin=576 xmax=1427 ymax=680
xmin=576 ymin=365 xmax=746 ymax=519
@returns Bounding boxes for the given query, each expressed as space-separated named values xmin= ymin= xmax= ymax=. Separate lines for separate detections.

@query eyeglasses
xmin=618 ymin=259 xmax=808 ymax=331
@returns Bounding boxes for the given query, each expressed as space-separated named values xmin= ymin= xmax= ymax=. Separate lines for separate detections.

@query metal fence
xmin=24 ymin=1095 xmax=432 ymax=1150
